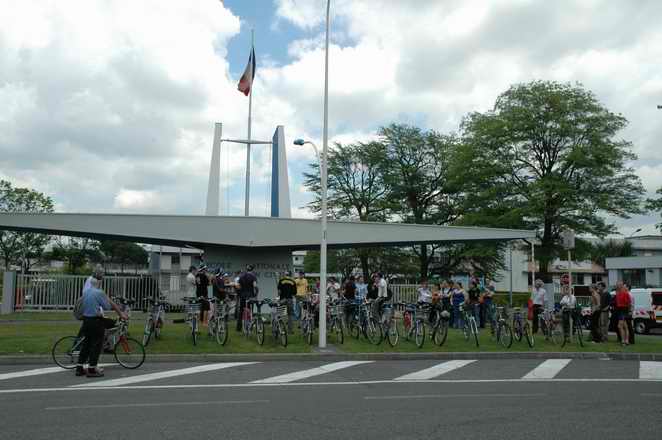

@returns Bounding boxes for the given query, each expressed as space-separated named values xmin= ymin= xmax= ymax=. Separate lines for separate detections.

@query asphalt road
xmin=0 ymin=360 xmax=660 ymax=440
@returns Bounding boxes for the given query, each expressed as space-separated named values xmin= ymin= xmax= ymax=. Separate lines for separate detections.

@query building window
xmin=591 ymin=274 xmax=603 ymax=284
xmin=622 ymin=269 xmax=645 ymax=289
xmin=172 ymin=254 xmax=180 ymax=265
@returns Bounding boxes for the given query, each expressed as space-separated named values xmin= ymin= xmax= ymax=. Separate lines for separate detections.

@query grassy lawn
xmin=336 ymin=326 xmax=662 ymax=354
xmin=0 ymin=316 xmax=313 ymax=355
xmin=1 ymin=315 xmax=660 ymax=355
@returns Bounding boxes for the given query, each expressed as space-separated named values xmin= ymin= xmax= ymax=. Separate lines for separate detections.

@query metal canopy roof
xmin=0 ymin=213 xmax=535 ymax=249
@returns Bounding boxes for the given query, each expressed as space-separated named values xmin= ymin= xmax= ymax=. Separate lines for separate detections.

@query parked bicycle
xmin=431 ymin=305 xmax=450 ymax=346
xmin=327 ymin=298 xmax=344 ymax=345
xmin=242 ymin=299 xmax=266 ymax=345
xmin=182 ymin=297 xmax=201 ymax=346
xmin=460 ymin=303 xmax=480 ymax=347
xmin=347 ymin=299 xmax=382 ymax=345
xmin=561 ymin=305 xmax=584 ymax=348
xmin=511 ymin=306 xmax=534 ymax=347
xmin=265 ymin=298 xmax=289 ymax=347
xmin=207 ymin=298 xmax=230 ymax=346
xmin=299 ymin=296 xmax=316 ymax=345
xmin=142 ymin=296 xmax=167 ymax=347
xmin=379 ymin=301 xmax=398 ymax=347
xmin=400 ymin=302 xmax=431 ymax=348
xmin=538 ymin=308 xmax=562 ymax=345
xmin=52 ymin=317 xmax=145 ymax=369
xmin=492 ymin=306 xmax=513 ymax=348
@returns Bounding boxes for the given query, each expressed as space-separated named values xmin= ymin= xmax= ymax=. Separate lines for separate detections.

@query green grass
xmin=336 ymin=325 xmax=662 ymax=353
xmin=0 ymin=315 xmax=660 ymax=355
xmin=0 ymin=316 xmax=313 ymax=355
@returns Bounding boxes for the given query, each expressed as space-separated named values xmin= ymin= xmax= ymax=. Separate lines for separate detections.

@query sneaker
xmin=86 ymin=368 xmax=105 ymax=378
xmin=75 ymin=366 xmax=87 ymax=376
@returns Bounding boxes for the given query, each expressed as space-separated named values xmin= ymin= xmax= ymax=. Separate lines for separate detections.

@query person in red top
xmin=614 ymin=281 xmax=631 ymax=347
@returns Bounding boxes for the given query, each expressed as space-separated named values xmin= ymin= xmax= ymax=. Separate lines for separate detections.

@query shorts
xmin=199 ymin=298 xmax=210 ymax=312
xmin=615 ymin=308 xmax=628 ymax=321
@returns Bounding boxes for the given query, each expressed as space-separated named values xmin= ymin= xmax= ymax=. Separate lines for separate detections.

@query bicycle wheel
xmin=462 ymin=321 xmax=470 ymax=341
xmin=575 ymin=321 xmax=584 ymax=347
xmin=334 ymin=318 xmax=344 ymax=345
xmin=113 ymin=337 xmax=145 ymax=369
xmin=524 ymin=322 xmax=534 ymax=348
xmin=366 ymin=318 xmax=383 ymax=345
xmin=386 ymin=319 xmax=399 ymax=347
xmin=52 ymin=336 xmax=80 ymax=369
xmin=277 ymin=320 xmax=288 ymax=347
xmin=142 ymin=319 xmax=154 ymax=347
xmin=470 ymin=318 xmax=479 ymax=348
xmin=549 ymin=321 xmax=562 ymax=345
xmin=305 ymin=320 xmax=314 ymax=345
xmin=215 ymin=318 xmax=228 ymax=346
xmin=414 ymin=320 xmax=425 ymax=348
xmin=433 ymin=319 xmax=449 ymax=346
xmin=155 ymin=319 xmax=162 ymax=339
xmin=255 ymin=319 xmax=265 ymax=346
xmin=512 ymin=318 xmax=523 ymax=342
xmin=349 ymin=320 xmax=360 ymax=339
xmin=498 ymin=323 xmax=513 ymax=349
xmin=402 ymin=311 xmax=412 ymax=341
xmin=192 ymin=316 xmax=199 ymax=346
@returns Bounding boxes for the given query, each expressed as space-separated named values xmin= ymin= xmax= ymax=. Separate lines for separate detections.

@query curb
xmin=1 ymin=351 xmax=660 ymax=366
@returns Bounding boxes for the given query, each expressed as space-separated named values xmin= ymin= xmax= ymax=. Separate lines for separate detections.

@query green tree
xmin=0 ymin=180 xmax=55 ymax=272
xmin=48 ymin=237 xmax=101 ymax=274
xmin=379 ymin=123 xmax=466 ymax=277
xmin=303 ymin=141 xmax=389 ymax=277
xmin=589 ymin=239 xmax=633 ymax=268
xmin=99 ymin=240 xmax=148 ymax=273
xmin=646 ymin=187 xmax=662 ymax=231
xmin=460 ymin=80 xmax=645 ymax=281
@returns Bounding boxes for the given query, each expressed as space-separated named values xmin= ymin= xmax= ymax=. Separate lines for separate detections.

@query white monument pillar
xmin=270 ymin=125 xmax=291 ymax=218
xmin=205 ymin=123 xmax=222 ymax=216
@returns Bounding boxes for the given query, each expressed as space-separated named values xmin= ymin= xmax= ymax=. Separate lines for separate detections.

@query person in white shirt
xmin=326 ymin=277 xmax=341 ymax=299
xmin=374 ymin=273 xmax=389 ymax=319
xmin=417 ymin=278 xmax=432 ymax=303
xmin=531 ymin=279 xmax=546 ymax=334
xmin=560 ymin=286 xmax=577 ymax=342
xmin=186 ymin=266 xmax=197 ymax=298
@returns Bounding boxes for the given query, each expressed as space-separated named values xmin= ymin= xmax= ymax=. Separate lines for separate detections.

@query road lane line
xmin=1 ymin=378 xmax=662 ymax=394
xmin=394 ymin=360 xmax=476 ymax=381
xmin=0 ymin=363 xmax=115 ymax=381
xmin=251 ymin=361 xmax=373 ymax=383
xmin=364 ymin=393 xmax=546 ymax=400
xmin=45 ymin=399 xmax=269 ymax=410
xmin=639 ymin=361 xmax=662 ymax=379
xmin=72 ymin=362 xmax=258 ymax=387
xmin=522 ymin=359 xmax=572 ymax=379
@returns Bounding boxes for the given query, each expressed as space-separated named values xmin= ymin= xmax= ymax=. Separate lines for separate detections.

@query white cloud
xmin=113 ymin=189 xmax=161 ymax=210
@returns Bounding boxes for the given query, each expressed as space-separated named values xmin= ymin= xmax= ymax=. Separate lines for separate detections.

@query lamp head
xmin=293 ymin=138 xmax=305 ymax=146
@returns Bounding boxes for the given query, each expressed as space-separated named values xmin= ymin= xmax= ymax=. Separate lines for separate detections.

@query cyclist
xmin=355 ymin=275 xmax=368 ymax=301
xmin=196 ymin=265 xmax=210 ymax=326
xmin=531 ymin=279 xmax=547 ymax=334
xmin=417 ymin=278 xmax=436 ymax=324
xmin=186 ymin=266 xmax=197 ymax=297
xmin=467 ymin=281 xmax=481 ymax=326
xmin=598 ymin=281 xmax=610 ymax=342
xmin=559 ymin=285 xmax=577 ymax=343
xmin=451 ymin=281 xmax=466 ymax=328
xmin=277 ymin=271 xmax=297 ymax=332
xmin=236 ymin=265 xmax=258 ymax=332
xmin=76 ymin=276 xmax=128 ymax=378
xmin=374 ymin=273 xmax=389 ymax=320
xmin=342 ymin=275 xmax=357 ymax=324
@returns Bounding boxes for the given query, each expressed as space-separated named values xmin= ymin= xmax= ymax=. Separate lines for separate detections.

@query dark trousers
xmin=78 ymin=317 xmax=106 ymax=367
xmin=235 ymin=296 xmax=248 ymax=332
xmin=532 ymin=305 xmax=543 ymax=334
xmin=590 ymin=310 xmax=601 ymax=342
xmin=626 ymin=315 xmax=635 ymax=344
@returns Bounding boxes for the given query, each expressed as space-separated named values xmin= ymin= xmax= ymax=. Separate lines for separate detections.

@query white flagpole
xmin=244 ymin=29 xmax=254 ymax=217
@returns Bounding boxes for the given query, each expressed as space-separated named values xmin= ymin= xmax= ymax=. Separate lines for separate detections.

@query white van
xmin=629 ymin=288 xmax=662 ymax=334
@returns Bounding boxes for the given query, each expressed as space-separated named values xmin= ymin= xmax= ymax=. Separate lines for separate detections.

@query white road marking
xmin=0 ymin=364 xmax=115 ymax=381
xmin=394 ymin=360 xmax=476 ymax=381
xmin=3 ymin=377 xmax=660 ymax=395
xmin=639 ymin=361 xmax=662 ymax=379
xmin=72 ymin=362 xmax=258 ymax=387
xmin=364 ymin=393 xmax=546 ymax=400
xmin=522 ymin=359 xmax=572 ymax=379
xmin=251 ymin=361 xmax=373 ymax=383
xmin=45 ymin=399 xmax=269 ymax=411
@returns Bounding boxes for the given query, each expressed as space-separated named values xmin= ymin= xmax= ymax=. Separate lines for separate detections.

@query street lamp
xmin=627 ymin=228 xmax=643 ymax=238
xmin=292 ymin=0 xmax=331 ymax=348
xmin=657 ymin=105 xmax=662 ymax=109
xmin=294 ymin=136 xmax=327 ymax=348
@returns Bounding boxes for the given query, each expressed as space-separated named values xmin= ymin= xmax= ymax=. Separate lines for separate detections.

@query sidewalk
xmin=2 ymin=350 xmax=661 ymax=366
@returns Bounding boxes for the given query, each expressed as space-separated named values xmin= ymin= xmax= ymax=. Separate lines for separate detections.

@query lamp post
xmin=294 ymin=138 xmax=326 ymax=347
xmin=627 ymin=228 xmax=643 ymax=239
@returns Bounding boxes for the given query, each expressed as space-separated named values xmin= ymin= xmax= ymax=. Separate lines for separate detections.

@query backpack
xmin=73 ymin=296 xmax=84 ymax=321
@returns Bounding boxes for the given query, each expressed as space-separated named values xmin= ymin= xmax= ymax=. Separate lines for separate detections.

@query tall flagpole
xmin=244 ymin=29 xmax=254 ymax=217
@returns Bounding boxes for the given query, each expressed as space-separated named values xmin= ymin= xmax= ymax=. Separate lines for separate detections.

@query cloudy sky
xmin=1 ymin=0 xmax=661 ymax=235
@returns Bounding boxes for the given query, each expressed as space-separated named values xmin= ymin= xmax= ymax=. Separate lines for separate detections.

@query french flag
xmin=237 ymin=46 xmax=256 ymax=96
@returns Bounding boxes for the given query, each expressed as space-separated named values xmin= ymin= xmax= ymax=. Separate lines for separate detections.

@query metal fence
xmin=12 ymin=273 xmax=190 ymax=311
